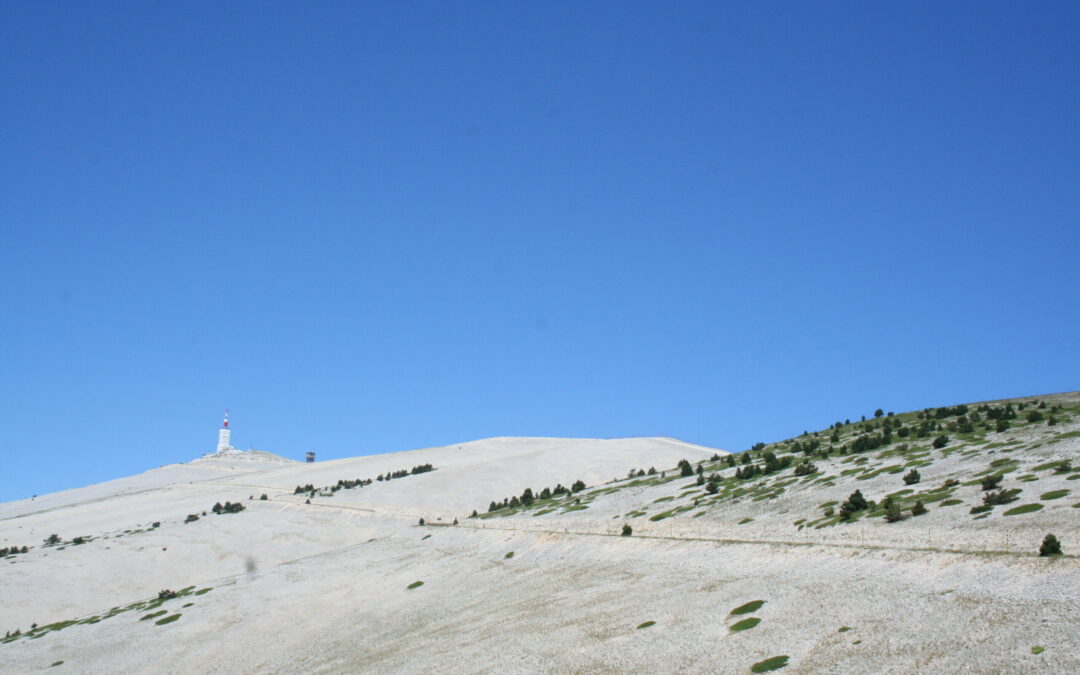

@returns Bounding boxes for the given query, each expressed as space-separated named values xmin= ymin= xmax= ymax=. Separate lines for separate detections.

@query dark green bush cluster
xmin=793 ymin=461 xmax=817 ymax=476
xmin=932 ymin=435 xmax=950 ymax=449
xmin=983 ymin=489 xmax=1021 ymax=506
xmin=379 ymin=464 xmax=435 ymax=481
xmin=184 ymin=514 xmax=199 ymax=523
xmin=621 ymin=524 xmax=633 ymax=536
xmin=625 ymin=467 xmax=658 ymax=478
xmin=791 ymin=438 xmax=820 ymax=456
xmin=903 ymin=469 xmax=921 ymax=485
xmin=0 ymin=545 xmax=29 ymax=556
xmin=487 ymin=480 xmax=585 ymax=513
xmin=157 ymin=589 xmax=178 ymax=600
xmin=44 ymin=534 xmax=61 ymax=546
xmin=839 ymin=490 xmax=868 ymax=521
xmin=734 ymin=451 xmax=794 ymax=480
xmin=678 ymin=459 xmax=695 ymax=477
xmin=211 ymin=501 xmax=245 ymax=515
xmin=925 ymin=404 xmax=970 ymax=419
xmin=292 ymin=466 xmax=437 ymax=497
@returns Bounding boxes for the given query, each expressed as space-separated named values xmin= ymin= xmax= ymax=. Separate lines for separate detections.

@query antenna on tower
xmin=223 ymin=409 xmax=229 ymax=428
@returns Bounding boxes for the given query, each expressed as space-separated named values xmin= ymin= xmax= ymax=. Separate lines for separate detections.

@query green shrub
xmin=636 ymin=620 xmax=656 ymax=629
xmin=983 ymin=489 xmax=1021 ymax=506
xmin=903 ymin=469 xmax=921 ymax=485
xmin=1039 ymin=534 xmax=1062 ymax=556
xmin=911 ymin=500 xmax=928 ymax=516
xmin=933 ymin=435 xmax=949 ymax=449
xmin=980 ymin=474 xmax=1003 ymax=490
xmin=406 ymin=581 xmax=424 ymax=589
xmin=621 ymin=524 xmax=633 ymax=537
xmin=883 ymin=497 xmax=904 ymax=523
xmin=1041 ymin=489 xmax=1070 ymax=500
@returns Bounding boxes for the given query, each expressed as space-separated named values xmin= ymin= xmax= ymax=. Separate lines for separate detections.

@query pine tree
xmin=621 ymin=524 xmax=632 ymax=537
xmin=903 ymin=469 xmax=921 ymax=485
xmin=911 ymin=500 xmax=928 ymax=516
xmin=418 ymin=518 xmax=425 ymax=526
xmin=678 ymin=459 xmax=694 ymax=477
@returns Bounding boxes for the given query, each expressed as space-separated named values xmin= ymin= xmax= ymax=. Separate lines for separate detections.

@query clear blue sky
xmin=2 ymin=2 xmax=1078 ymax=502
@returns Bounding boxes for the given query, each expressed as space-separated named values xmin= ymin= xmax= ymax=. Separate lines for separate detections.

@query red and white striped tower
xmin=216 ymin=410 xmax=232 ymax=453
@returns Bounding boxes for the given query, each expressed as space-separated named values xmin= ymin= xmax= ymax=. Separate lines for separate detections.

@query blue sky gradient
xmin=2 ymin=2 xmax=1078 ymax=501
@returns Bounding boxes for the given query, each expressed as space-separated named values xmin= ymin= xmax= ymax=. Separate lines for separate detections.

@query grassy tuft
xmin=154 ymin=614 xmax=181 ymax=625
xmin=750 ymin=655 xmax=789 ymax=673
xmin=1040 ymin=490 xmax=1070 ymax=500
xmin=730 ymin=600 xmax=765 ymax=615
xmin=1003 ymin=503 xmax=1044 ymax=516
xmin=729 ymin=617 xmax=761 ymax=631
xmin=406 ymin=581 xmax=424 ymax=590
xmin=636 ymin=620 xmax=656 ymax=629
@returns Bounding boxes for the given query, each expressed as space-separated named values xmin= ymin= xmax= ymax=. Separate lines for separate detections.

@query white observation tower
xmin=216 ymin=410 xmax=233 ymax=454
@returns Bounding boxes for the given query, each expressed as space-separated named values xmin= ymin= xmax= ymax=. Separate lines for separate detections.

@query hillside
xmin=2 ymin=395 xmax=1079 ymax=673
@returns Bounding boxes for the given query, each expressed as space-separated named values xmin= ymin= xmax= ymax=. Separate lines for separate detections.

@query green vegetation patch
xmin=406 ymin=581 xmax=425 ymax=590
xmin=50 ymin=662 xmax=64 ymax=668
xmin=1032 ymin=646 xmax=1045 ymax=654
xmin=939 ymin=499 xmax=963 ymax=507
xmin=838 ymin=626 xmax=851 ymax=633
xmin=730 ymin=617 xmax=761 ymax=631
xmin=636 ymin=620 xmax=656 ymax=629
xmin=1003 ymin=503 xmax=1044 ymax=516
xmin=730 ymin=600 xmax=765 ymax=616
xmin=140 ymin=610 xmax=168 ymax=621
xmin=193 ymin=588 xmax=212 ymax=596
xmin=1040 ymin=490 xmax=1070 ymax=500
xmin=738 ymin=517 xmax=754 ymax=524
xmin=504 ymin=551 xmax=514 ymax=559
xmin=1032 ymin=460 xmax=1068 ymax=472
xmin=649 ymin=511 xmax=675 ymax=521
xmin=750 ymin=655 xmax=789 ymax=673
xmin=155 ymin=614 xmax=181 ymax=626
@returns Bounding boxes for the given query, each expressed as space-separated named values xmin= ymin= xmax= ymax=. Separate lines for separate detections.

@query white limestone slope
xmin=3 ymin=403 xmax=1079 ymax=674
xmin=0 ymin=436 xmax=721 ymax=632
